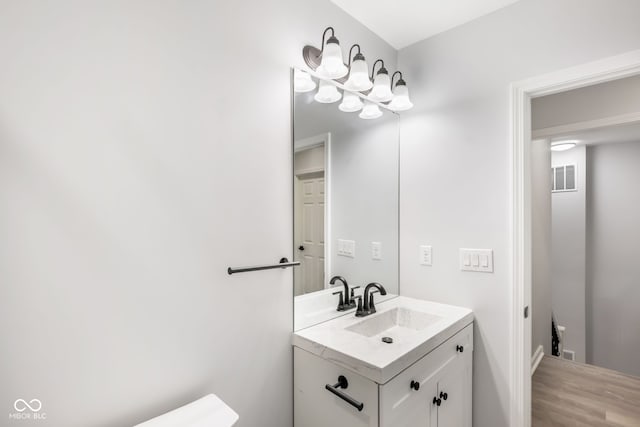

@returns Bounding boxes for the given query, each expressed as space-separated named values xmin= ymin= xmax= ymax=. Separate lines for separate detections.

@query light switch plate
xmin=371 ymin=242 xmax=382 ymax=260
xmin=419 ymin=245 xmax=432 ymax=266
xmin=460 ymin=248 xmax=493 ymax=272
xmin=338 ymin=239 xmax=355 ymax=258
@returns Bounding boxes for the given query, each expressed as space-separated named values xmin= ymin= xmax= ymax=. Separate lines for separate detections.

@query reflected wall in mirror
xmin=292 ymin=68 xmax=399 ymax=330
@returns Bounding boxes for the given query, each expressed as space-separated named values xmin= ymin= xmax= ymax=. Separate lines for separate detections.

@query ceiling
xmin=549 ymin=121 xmax=640 ymax=148
xmin=330 ymin=0 xmax=522 ymax=49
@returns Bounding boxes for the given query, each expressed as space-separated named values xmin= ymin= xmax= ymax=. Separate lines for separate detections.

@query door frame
xmin=294 ymin=132 xmax=331 ymax=289
xmin=509 ymin=48 xmax=640 ymax=427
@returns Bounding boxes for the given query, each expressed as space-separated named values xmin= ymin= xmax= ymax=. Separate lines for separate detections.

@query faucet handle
xmin=332 ymin=291 xmax=345 ymax=311
xmin=347 ymin=286 xmax=361 ymax=307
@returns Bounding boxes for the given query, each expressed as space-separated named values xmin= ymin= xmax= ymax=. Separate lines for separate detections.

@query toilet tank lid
xmin=134 ymin=394 xmax=239 ymax=427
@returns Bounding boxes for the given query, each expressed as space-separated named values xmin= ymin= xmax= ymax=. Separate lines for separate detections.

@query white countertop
xmin=292 ymin=296 xmax=474 ymax=384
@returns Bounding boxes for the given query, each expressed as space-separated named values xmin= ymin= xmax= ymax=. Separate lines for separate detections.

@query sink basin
xmin=292 ymin=296 xmax=474 ymax=384
xmin=346 ymin=307 xmax=443 ymax=338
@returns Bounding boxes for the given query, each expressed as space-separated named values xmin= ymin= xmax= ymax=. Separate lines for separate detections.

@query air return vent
xmin=552 ymin=164 xmax=577 ymax=192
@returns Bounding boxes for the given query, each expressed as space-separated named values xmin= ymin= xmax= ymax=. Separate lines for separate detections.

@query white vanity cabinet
xmin=294 ymin=323 xmax=473 ymax=427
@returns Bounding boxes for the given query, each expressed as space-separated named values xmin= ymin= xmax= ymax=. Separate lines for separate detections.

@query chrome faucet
xmin=355 ymin=282 xmax=387 ymax=317
xmin=330 ymin=276 xmax=358 ymax=311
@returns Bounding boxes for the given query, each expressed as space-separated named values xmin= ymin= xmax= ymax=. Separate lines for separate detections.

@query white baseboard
xmin=531 ymin=345 xmax=544 ymax=375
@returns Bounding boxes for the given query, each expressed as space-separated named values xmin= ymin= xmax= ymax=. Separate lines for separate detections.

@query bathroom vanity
xmin=293 ymin=296 xmax=473 ymax=427
xmin=291 ymin=70 xmax=472 ymax=426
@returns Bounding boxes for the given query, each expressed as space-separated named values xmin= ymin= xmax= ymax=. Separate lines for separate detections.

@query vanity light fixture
xmin=369 ymin=60 xmax=394 ymax=103
xmin=388 ymin=71 xmax=414 ymax=111
xmin=314 ymin=79 xmax=342 ymax=103
xmin=551 ymin=140 xmax=578 ymax=151
xmin=344 ymin=44 xmax=373 ymax=92
xmin=313 ymin=27 xmax=348 ymax=79
xmin=294 ymin=69 xmax=316 ymax=93
xmin=359 ymin=101 xmax=383 ymax=120
xmin=339 ymin=91 xmax=364 ymax=112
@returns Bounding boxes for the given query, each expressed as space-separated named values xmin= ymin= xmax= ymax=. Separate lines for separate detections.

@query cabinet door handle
xmin=456 ymin=344 xmax=464 ymax=353
xmin=410 ymin=380 xmax=420 ymax=391
xmin=325 ymin=375 xmax=364 ymax=412
xmin=432 ymin=396 xmax=442 ymax=406
xmin=440 ymin=391 xmax=448 ymax=401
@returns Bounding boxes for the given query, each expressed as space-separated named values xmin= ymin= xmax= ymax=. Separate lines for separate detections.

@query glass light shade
xmin=314 ymin=80 xmax=342 ymax=103
xmin=369 ymin=72 xmax=393 ymax=102
xmin=551 ymin=141 xmax=578 ymax=152
xmin=359 ymin=101 xmax=382 ymax=120
xmin=317 ymin=42 xmax=348 ymax=79
xmin=344 ymin=58 xmax=373 ymax=91
xmin=388 ymin=84 xmax=414 ymax=111
xmin=338 ymin=91 xmax=364 ymax=112
xmin=294 ymin=69 xmax=316 ymax=93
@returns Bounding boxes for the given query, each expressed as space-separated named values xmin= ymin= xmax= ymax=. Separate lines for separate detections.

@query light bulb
xmin=294 ymin=69 xmax=316 ymax=93
xmin=339 ymin=91 xmax=364 ymax=112
xmin=314 ymin=80 xmax=342 ymax=103
xmin=317 ymin=37 xmax=348 ymax=79
xmin=369 ymin=70 xmax=393 ymax=102
xmin=359 ymin=101 xmax=382 ymax=119
xmin=344 ymin=53 xmax=372 ymax=91
xmin=388 ymin=82 xmax=413 ymax=111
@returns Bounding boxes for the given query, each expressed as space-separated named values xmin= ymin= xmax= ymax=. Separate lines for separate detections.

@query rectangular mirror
xmin=292 ymin=68 xmax=399 ymax=330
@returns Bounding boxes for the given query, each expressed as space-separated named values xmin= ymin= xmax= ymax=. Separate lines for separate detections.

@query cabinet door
xmin=436 ymin=353 xmax=472 ymax=427
xmin=380 ymin=371 xmax=437 ymax=427
xmin=294 ymin=347 xmax=378 ymax=427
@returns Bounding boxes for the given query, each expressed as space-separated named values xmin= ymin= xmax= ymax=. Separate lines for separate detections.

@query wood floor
xmin=532 ymin=356 xmax=640 ymax=427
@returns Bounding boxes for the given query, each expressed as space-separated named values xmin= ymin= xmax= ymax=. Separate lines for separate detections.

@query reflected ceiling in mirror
xmin=292 ymin=68 xmax=399 ymax=331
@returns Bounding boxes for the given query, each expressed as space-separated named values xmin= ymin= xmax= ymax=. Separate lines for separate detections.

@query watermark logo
xmin=9 ymin=399 xmax=46 ymax=421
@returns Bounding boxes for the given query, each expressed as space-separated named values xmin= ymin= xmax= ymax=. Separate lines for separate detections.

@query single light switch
xmin=480 ymin=254 xmax=489 ymax=268
xmin=460 ymin=248 xmax=494 ymax=273
xmin=463 ymin=253 xmax=471 ymax=266
xmin=419 ymin=245 xmax=432 ymax=266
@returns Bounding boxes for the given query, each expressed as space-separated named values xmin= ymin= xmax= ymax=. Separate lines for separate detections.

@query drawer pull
xmin=432 ymin=396 xmax=442 ymax=406
xmin=410 ymin=380 xmax=420 ymax=391
xmin=325 ymin=375 xmax=364 ymax=412
xmin=440 ymin=391 xmax=448 ymax=401
xmin=456 ymin=344 xmax=464 ymax=353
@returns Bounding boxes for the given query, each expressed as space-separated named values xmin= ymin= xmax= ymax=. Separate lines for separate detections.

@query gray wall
xmin=531 ymin=140 xmax=552 ymax=357
xmin=0 ymin=1 xmax=396 ymax=426
xmin=397 ymin=0 xmax=640 ymax=425
xmin=587 ymin=141 xmax=640 ymax=376
xmin=551 ymin=146 xmax=587 ymax=362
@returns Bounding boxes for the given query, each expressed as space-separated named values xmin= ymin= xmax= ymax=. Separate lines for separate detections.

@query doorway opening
xmin=510 ymin=49 xmax=640 ymax=427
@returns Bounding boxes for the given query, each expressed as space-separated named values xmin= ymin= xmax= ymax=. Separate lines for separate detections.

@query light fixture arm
xmin=347 ymin=44 xmax=362 ymax=67
xmin=391 ymin=71 xmax=403 ymax=89
xmin=320 ymin=27 xmax=335 ymax=54
xmin=370 ymin=59 xmax=385 ymax=80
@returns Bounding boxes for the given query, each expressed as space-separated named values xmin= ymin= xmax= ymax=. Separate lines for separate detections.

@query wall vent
xmin=563 ymin=349 xmax=576 ymax=361
xmin=552 ymin=164 xmax=577 ymax=192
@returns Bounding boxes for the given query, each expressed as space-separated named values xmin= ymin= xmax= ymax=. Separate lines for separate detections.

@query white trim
xmin=532 ymin=111 xmax=640 ymax=139
xmin=510 ymin=48 xmax=640 ymax=427
xmin=531 ymin=345 xmax=544 ymax=375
